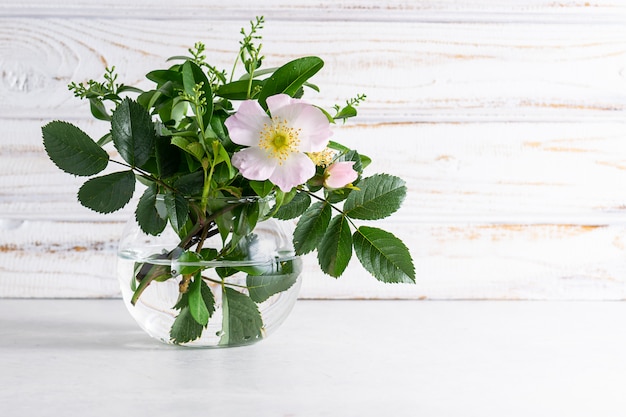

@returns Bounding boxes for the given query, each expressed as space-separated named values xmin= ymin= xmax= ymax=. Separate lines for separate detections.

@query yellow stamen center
xmin=259 ymin=117 xmax=301 ymax=164
xmin=308 ymin=148 xmax=335 ymax=167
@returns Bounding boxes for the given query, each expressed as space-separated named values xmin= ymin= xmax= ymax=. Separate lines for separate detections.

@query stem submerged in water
xmin=130 ymin=201 xmax=244 ymax=305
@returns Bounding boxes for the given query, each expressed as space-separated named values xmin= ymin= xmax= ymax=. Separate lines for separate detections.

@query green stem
xmin=202 ymin=276 xmax=248 ymax=289
xmin=302 ymin=189 xmax=358 ymax=228
xmin=131 ymin=201 xmax=245 ymax=305
xmin=109 ymin=159 xmax=177 ymax=193
xmin=246 ymin=68 xmax=255 ymax=99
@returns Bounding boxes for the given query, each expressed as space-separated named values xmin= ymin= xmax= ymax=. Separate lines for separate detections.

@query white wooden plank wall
xmin=2 ymin=1 xmax=626 ymax=299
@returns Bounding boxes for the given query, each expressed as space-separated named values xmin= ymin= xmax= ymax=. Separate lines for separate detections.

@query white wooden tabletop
xmin=2 ymin=299 xmax=625 ymax=416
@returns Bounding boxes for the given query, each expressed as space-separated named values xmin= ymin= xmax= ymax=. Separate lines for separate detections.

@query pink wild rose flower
xmin=324 ymin=161 xmax=359 ymax=189
xmin=224 ymin=94 xmax=333 ymax=192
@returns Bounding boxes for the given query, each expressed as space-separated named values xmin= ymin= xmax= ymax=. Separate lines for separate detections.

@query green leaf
xmin=135 ymin=184 xmax=167 ymax=236
xmin=96 ymin=132 xmax=112 ymax=146
xmin=328 ymin=141 xmax=370 ymax=169
xmin=341 ymin=150 xmax=364 ymax=175
xmin=274 ymin=192 xmax=311 ymax=220
xmin=130 ymin=254 xmax=173 ymax=305
xmin=212 ymin=141 xmax=235 ymax=178
xmin=334 ymin=104 xmax=357 ymax=121
xmin=343 ymin=174 xmax=407 ymax=220
xmin=317 ymin=215 xmax=352 ymax=278
xmin=110 ymin=98 xmax=156 ymax=168
xmin=77 ymin=170 xmax=135 ymax=213
xmin=174 ymin=250 xmax=204 ymax=276
xmin=154 ymin=135 xmax=181 ymax=178
xmin=170 ymin=304 xmax=203 ymax=344
xmin=182 ymin=61 xmax=213 ymax=127
xmin=216 ymin=79 xmax=264 ymax=100
xmin=171 ymin=136 xmax=204 ymax=161
xmin=146 ymin=69 xmax=183 ymax=87
xmin=219 ymin=287 xmax=264 ymax=346
xmin=88 ymin=98 xmax=111 ymax=121
xmin=293 ymin=201 xmax=331 ymax=255
xmin=232 ymin=202 xmax=260 ymax=241
xmin=247 ymin=259 xmax=301 ymax=303
xmin=42 ymin=121 xmax=109 ymax=176
xmin=188 ymin=274 xmax=214 ymax=326
xmin=172 ymin=171 xmax=204 ymax=196
xmin=164 ymin=192 xmax=189 ymax=233
xmin=353 ymin=226 xmax=415 ymax=284
xmin=258 ymin=57 xmax=324 ymax=109
xmin=250 ymin=180 xmax=274 ymax=198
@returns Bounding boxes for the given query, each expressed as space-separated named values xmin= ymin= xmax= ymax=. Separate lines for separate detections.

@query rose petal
xmin=225 ymin=100 xmax=269 ymax=146
xmin=266 ymin=94 xmax=296 ymax=114
xmin=287 ymin=105 xmax=333 ymax=152
xmin=324 ymin=161 xmax=359 ymax=189
xmin=269 ymin=153 xmax=316 ymax=192
xmin=231 ymin=147 xmax=276 ymax=181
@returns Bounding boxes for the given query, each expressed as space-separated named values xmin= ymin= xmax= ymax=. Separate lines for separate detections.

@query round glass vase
xmin=116 ymin=196 xmax=302 ymax=348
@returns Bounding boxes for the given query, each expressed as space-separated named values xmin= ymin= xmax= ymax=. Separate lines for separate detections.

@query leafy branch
xmin=68 ymin=67 xmax=143 ymax=121
xmin=293 ymin=174 xmax=414 ymax=282
xmin=333 ymin=93 xmax=367 ymax=122
xmin=230 ymin=16 xmax=265 ymax=98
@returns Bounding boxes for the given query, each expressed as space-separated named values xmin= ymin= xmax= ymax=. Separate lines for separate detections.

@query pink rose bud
xmin=324 ymin=161 xmax=359 ymax=189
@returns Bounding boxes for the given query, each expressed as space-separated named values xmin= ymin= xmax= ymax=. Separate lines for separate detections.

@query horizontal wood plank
xmin=2 ymin=219 xmax=626 ymax=300
xmin=5 ymin=119 xmax=626 ymax=223
xmin=0 ymin=19 xmax=625 ymax=122
xmin=2 ymin=1 xmax=626 ymax=22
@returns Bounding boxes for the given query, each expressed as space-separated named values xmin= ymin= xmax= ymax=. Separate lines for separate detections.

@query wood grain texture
xmin=2 ymin=2 xmax=626 ymax=299
xmin=5 ymin=120 xmax=626 ymax=222
xmin=1 ymin=18 xmax=625 ymax=121
xmin=3 ymin=219 xmax=626 ymax=300
xmin=2 ymin=1 xmax=626 ymax=22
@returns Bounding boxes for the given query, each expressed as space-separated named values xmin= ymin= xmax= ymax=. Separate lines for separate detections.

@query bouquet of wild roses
xmin=42 ymin=17 xmax=414 ymax=345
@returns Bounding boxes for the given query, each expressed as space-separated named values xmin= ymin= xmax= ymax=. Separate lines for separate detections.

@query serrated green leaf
xmin=135 ymin=184 xmax=167 ymax=236
xmin=274 ymin=192 xmax=311 ymax=220
xmin=247 ymin=259 xmax=301 ymax=303
xmin=219 ymin=287 xmax=263 ymax=346
xmin=293 ymin=201 xmax=331 ymax=255
xmin=258 ymin=57 xmax=324 ymax=109
xmin=77 ymin=170 xmax=135 ymax=213
xmin=317 ymin=215 xmax=352 ymax=278
xmin=353 ymin=226 xmax=415 ymax=284
xmin=172 ymin=171 xmax=204 ymax=196
xmin=110 ymin=98 xmax=157 ymax=168
xmin=343 ymin=174 xmax=406 ymax=220
xmin=170 ymin=305 xmax=204 ymax=344
xmin=42 ymin=121 xmax=109 ymax=176
xmin=164 ymin=192 xmax=189 ymax=233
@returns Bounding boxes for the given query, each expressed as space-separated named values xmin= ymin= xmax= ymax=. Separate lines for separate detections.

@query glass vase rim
xmin=118 ymin=249 xmax=299 ymax=268
xmin=155 ymin=193 xmax=275 ymax=204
